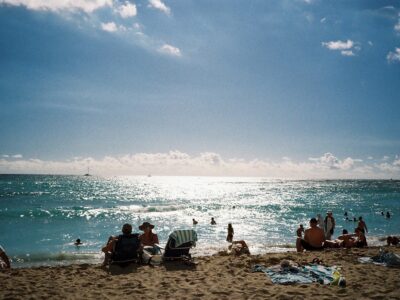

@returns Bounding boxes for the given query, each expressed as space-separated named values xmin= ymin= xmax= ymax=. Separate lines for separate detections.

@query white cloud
xmin=1 ymin=151 xmax=398 ymax=179
xmin=148 ymin=0 xmax=170 ymax=15
xmin=116 ymin=1 xmax=137 ymax=18
xmin=387 ymin=48 xmax=400 ymax=63
xmin=0 ymin=0 xmax=112 ymax=13
xmin=322 ymin=40 xmax=354 ymax=50
xmin=158 ymin=43 xmax=181 ymax=57
xmin=101 ymin=21 xmax=118 ymax=32
xmin=368 ymin=41 xmax=373 ymax=46
xmin=341 ymin=50 xmax=355 ymax=56
xmin=320 ymin=17 xmax=326 ymax=23
xmin=322 ymin=40 xmax=361 ymax=57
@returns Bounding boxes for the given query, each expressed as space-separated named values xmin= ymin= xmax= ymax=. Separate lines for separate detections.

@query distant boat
xmin=84 ymin=167 xmax=91 ymax=177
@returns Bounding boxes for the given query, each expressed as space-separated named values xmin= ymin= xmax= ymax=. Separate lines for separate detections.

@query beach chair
xmin=162 ymin=230 xmax=197 ymax=264
xmin=110 ymin=233 xmax=141 ymax=266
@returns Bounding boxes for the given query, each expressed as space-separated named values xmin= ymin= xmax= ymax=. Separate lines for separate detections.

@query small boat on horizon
xmin=84 ymin=167 xmax=91 ymax=177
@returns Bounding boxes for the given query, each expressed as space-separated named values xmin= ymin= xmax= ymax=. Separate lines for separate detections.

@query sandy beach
xmin=1 ymin=246 xmax=399 ymax=300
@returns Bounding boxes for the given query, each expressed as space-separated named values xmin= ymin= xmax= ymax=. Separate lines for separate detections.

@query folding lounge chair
xmin=163 ymin=230 xmax=197 ymax=263
xmin=110 ymin=233 xmax=141 ymax=266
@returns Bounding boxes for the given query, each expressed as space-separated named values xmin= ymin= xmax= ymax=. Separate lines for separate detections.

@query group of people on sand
xmin=296 ymin=211 xmax=369 ymax=252
xmin=101 ymin=222 xmax=159 ymax=265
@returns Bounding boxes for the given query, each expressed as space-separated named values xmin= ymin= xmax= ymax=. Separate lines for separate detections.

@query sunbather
xmin=101 ymin=223 xmax=140 ymax=265
xmin=296 ymin=218 xmax=325 ymax=252
xmin=387 ymin=236 xmax=399 ymax=246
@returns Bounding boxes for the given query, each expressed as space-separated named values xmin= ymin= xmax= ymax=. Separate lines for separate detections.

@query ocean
xmin=0 ymin=175 xmax=399 ymax=268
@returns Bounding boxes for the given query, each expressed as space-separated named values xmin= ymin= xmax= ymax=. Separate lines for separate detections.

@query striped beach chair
xmin=163 ymin=230 xmax=197 ymax=263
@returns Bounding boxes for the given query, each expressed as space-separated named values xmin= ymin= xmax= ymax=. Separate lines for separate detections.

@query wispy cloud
xmin=322 ymin=39 xmax=360 ymax=56
xmin=0 ymin=0 xmax=112 ymax=13
xmin=1 ymin=151 xmax=399 ymax=179
xmin=148 ymin=0 xmax=170 ymax=15
xmin=158 ymin=43 xmax=181 ymax=57
xmin=387 ymin=48 xmax=400 ymax=63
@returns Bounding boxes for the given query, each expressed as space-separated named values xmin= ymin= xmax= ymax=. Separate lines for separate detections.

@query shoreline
xmin=2 ymin=247 xmax=399 ymax=299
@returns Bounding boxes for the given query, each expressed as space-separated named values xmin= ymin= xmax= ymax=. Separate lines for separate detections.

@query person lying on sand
xmin=387 ymin=236 xmax=399 ymax=246
xmin=0 ymin=245 xmax=11 ymax=269
xmin=296 ymin=218 xmax=325 ymax=252
xmin=228 ymin=240 xmax=250 ymax=255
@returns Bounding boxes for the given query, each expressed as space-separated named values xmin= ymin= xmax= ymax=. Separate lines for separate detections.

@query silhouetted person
xmin=74 ymin=238 xmax=82 ymax=246
xmin=192 ymin=218 xmax=198 ymax=225
xmin=386 ymin=211 xmax=391 ymax=219
xmin=211 ymin=217 xmax=216 ymax=225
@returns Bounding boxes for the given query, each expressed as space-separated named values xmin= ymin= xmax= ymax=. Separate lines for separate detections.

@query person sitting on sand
xmin=74 ymin=238 xmax=82 ymax=246
xmin=357 ymin=217 xmax=368 ymax=234
xmin=102 ymin=223 xmax=140 ymax=265
xmin=296 ymin=218 xmax=325 ymax=252
xmin=296 ymin=224 xmax=304 ymax=238
xmin=354 ymin=228 xmax=367 ymax=248
xmin=0 ymin=245 xmax=11 ymax=269
xmin=139 ymin=222 xmax=159 ymax=247
xmin=337 ymin=229 xmax=356 ymax=248
xmin=387 ymin=236 xmax=399 ymax=246
xmin=229 ymin=240 xmax=250 ymax=255
xmin=192 ymin=218 xmax=198 ymax=225
xmin=211 ymin=217 xmax=216 ymax=225
xmin=226 ymin=223 xmax=234 ymax=242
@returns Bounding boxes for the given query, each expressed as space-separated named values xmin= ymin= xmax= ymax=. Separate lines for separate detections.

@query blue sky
xmin=0 ymin=0 xmax=399 ymax=178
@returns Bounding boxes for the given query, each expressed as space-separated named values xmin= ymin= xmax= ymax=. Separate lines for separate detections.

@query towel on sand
xmin=252 ymin=263 xmax=338 ymax=285
xmin=359 ymin=250 xmax=400 ymax=267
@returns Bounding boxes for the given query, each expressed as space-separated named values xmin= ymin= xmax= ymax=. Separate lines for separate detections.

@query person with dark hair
xmin=74 ymin=238 xmax=82 ymax=246
xmin=354 ymin=228 xmax=368 ymax=248
xmin=226 ymin=223 xmax=234 ymax=242
xmin=337 ymin=229 xmax=356 ymax=248
xmin=101 ymin=223 xmax=140 ymax=265
xmin=296 ymin=218 xmax=325 ymax=252
xmin=192 ymin=218 xmax=198 ymax=225
xmin=0 ymin=245 xmax=11 ymax=269
xmin=386 ymin=211 xmax=391 ymax=219
xmin=138 ymin=222 xmax=159 ymax=247
xmin=387 ymin=236 xmax=399 ymax=246
xmin=357 ymin=216 xmax=368 ymax=234
xmin=211 ymin=217 xmax=216 ymax=225
xmin=296 ymin=224 xmax=304 ymax=238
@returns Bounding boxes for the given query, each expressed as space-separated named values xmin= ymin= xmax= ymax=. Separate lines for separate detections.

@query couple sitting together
xmin=296 ymin=218 xmax=367 ymax=252
xmin=102 ymin=222 xmax=159 ymax=265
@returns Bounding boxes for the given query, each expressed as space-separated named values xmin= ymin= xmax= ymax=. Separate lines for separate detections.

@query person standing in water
xmin=357 ymin=216 xmax=368 ymax=234
xmin=296 ymin=224 xmax=304 ymax=238
xmin=226 ymin=223 xmax=234 ymax=242
xmin=211 ymin=217 xmax=216 ymax=225
xmin=317 ymin=214 xmax=325 ymax=236
xmin=324 ymin=211 xmax=335 ymax=240
xmin=192 ymin=218 xmax=198 ymax=225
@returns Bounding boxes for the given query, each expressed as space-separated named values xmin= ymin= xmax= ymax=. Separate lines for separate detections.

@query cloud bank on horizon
xmin=0 ymin=1 xmax=399 ymax=178
xmin=1 ymin=151 xmax=399 ymax=179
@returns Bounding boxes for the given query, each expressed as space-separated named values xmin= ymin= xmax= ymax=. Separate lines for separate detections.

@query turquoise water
xmin=0 ymin=175 xmax=399 ymax=267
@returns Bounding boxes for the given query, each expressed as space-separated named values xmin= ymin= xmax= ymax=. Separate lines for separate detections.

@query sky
xmin=0 ymin=0 xmax=400 ymax=178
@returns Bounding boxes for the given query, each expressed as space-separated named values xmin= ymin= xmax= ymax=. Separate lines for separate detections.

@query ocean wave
xmin=11 ymin=251 xmax=101 ymax=268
